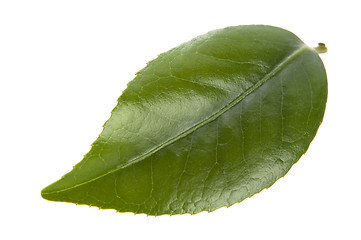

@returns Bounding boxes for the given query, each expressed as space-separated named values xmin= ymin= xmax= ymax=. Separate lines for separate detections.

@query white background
xmin=1 ymin=0 xmax=360 ymax=239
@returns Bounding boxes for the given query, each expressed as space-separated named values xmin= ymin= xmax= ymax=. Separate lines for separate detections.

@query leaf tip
xmin=40 ymin=186 xmax=50 ymax=200
xmin=40 ymin=180 xmax=63 ymax=201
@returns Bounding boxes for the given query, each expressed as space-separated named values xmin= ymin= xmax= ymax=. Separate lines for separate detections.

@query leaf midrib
xmin=43 ymin=45 xmax=309 ymax=195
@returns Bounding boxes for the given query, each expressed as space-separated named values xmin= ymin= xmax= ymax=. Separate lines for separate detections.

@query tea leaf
xmin=42 ymin=25 xmax=327 ymax=215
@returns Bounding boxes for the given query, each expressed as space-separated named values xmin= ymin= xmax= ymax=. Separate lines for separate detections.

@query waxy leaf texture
xmin=42 ymin=25 xmax=327 ymax=215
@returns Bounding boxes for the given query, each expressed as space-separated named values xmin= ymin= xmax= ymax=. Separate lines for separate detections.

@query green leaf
xmin=41 ymin=25 xmax=327 ymax=215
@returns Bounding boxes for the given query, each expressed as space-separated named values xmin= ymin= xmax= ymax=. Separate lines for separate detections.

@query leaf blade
xmin=42 ymin=25 xmax=327 ymax=215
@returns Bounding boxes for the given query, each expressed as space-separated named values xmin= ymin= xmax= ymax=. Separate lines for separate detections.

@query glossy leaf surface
xmin=41 ymin=25 xmax=327 ymax=215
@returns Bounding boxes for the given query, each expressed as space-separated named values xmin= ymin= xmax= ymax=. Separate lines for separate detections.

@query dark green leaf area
xmin=42 ymin=25 xmax=327 ymax=215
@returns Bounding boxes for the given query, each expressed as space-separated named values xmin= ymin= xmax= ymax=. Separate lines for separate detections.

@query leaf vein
xmin=42 ymin=45 xmax=309 ymax=195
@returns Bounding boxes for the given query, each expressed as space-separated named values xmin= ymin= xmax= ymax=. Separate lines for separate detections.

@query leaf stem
xmin=314 ymin=42 xmax=327 ymax=54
